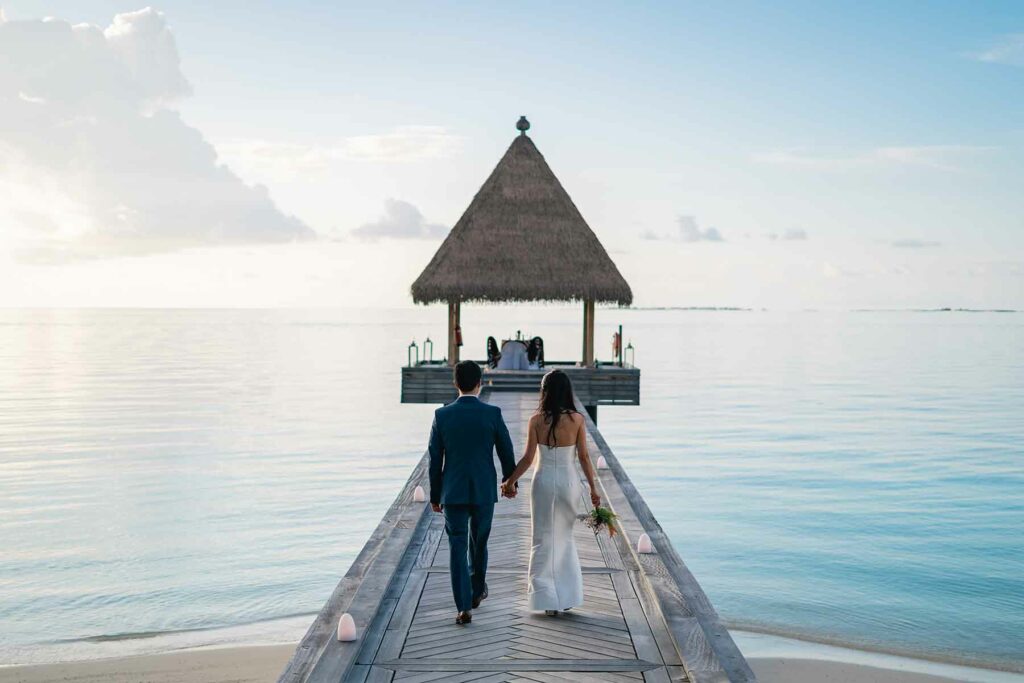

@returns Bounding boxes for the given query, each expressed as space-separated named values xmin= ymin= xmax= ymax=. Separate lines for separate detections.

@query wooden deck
xmin=401 ymin=363 xmax=640 ymax=407
xmin=279 ymin=392 xmax=755 ymax=683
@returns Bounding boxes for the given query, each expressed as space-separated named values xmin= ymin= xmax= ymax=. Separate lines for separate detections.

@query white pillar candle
xmin=637 ymin=533 xmax=653 ymax=554
xmin=413 ymin=485 xmax=426 ymax=503
xmin=596 ymin=456 xmax=608 ymax=470
xmin=337 ymin=613 xmax=357 ymax=641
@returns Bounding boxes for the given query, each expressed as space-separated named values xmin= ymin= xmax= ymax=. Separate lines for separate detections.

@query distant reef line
xmin=612 ymin=306 xmax=1017 ymax=313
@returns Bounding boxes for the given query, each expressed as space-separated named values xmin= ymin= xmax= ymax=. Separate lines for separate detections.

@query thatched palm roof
xmin=411 ymin=127 xmax=632 ymax=305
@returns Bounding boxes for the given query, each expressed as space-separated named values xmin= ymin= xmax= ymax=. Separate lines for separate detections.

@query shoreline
xmin=4 ymin=638 xmax=1024 ymax=683
xmin=728 ymin=622 xmax=1024 ymax=675
xmin=734 ymin=631 xmax=1024 ymax=683
xmin=4 ymin=619 xmax=1024 ymax=683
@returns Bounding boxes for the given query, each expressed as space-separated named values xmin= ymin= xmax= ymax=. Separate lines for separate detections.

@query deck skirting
xmin=401 ymin=364 xmax=640 ymax=406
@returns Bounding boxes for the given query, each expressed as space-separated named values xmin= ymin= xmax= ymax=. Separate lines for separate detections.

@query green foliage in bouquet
xmin=580 ymin=506 xmax=618 ymax=537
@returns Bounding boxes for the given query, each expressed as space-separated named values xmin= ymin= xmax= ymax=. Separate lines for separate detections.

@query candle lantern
xmin=407 ymin=339 xmax=419 ymax=367
xmin=637 ymin=533 xmax=653 ymax=554
xmin=413 ymin=485 xmax=426 ymax=503
xmin=624 ymin=340 xmax=635 ymax=368
xmin=423 ymin=337 xmax=434 ymax=362
xmin=337 ymin=613 xmax=357 ymax=641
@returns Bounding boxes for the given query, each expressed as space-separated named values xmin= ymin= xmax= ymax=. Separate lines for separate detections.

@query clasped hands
xmin=500 ymin=479 xmax=518 ymax=499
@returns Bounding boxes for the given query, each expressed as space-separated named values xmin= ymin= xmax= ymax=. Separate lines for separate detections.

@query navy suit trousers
xmin=443 ymin=502 xmax=494 ymax=612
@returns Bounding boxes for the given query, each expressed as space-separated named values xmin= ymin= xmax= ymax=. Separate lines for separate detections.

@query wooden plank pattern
xmin=281 ymin=390 xmax=754 ymax=683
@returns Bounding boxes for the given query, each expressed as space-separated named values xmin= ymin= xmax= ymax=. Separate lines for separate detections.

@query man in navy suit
xmin=428 ymin=360 xmax=517 ymax=624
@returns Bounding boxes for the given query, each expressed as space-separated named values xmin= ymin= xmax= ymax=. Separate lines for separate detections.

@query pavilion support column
xmin=582 ymin=299 xmax=595 ymax=367
xmin=447 ymin=300 xmax=461 ymax=366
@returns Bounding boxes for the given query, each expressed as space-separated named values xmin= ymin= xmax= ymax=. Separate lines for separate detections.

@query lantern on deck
xmin=337 ymin=613 xmax=357 ymax=641
xmin=407 ymin=340 xmax=419 ymax=367
xmin=624 ymin=340 xmax=635 ymax=368
xmin=423 ymin=337 xmax=434 ymax=362
xmin=637 ymin=533 xmax=653 ymax=554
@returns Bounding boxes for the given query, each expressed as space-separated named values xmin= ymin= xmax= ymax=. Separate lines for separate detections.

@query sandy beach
xmin=0 ymin=646 xmax=295 ymax=683
xmin=4 ymin=646 xmax=1019 ymax=683
xmin=750 ymin=658 xmax=967 ymax=682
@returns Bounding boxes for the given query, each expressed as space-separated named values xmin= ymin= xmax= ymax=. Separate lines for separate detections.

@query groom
xmin=428 ymin=360 xmax=517 ymax=625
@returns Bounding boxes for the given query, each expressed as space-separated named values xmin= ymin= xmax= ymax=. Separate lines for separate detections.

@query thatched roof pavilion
xmin=412 ymin=117 xmax=632 ymax=366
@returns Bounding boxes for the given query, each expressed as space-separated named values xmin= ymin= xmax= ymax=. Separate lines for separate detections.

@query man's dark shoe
xmin=472 ymin=586 xmax=488 ymax=609
xmin=455 ymin=610 xmax=472 ymax=625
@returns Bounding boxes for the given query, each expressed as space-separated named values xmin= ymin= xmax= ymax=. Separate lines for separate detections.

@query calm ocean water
xmin=1 ymin=308 xmax=1022 ymax=671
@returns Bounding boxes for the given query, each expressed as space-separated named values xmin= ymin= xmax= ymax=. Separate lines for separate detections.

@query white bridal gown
xmin=527 ymin=443 xmax=585 ymax=611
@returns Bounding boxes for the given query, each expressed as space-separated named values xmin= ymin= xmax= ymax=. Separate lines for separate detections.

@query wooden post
xmin=582 ymin=299 xmax=595 ymax=367
xmin=447 ymin=300 xmax=461 ymax=366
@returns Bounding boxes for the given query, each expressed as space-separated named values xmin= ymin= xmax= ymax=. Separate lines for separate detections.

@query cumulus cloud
xmin=214 ymin=126 xmax=463 ymax=181
xmin=966 ymin=33 xmax=1024 ymax=66
xmin=642 ymin=215 xmax=724 ymax=242
xmin=352 ymin=199 xmax=447 ymax=241
xmin=752 ymin=145 xmax=993 ymax=172
xmin=892 ymin=239 xmax=941 ymax=249
xmin=768 ymin=229 xmax=809 ymax=241
xmin=0 ymin=8 xmax=313 ymax=262
xmin=341 ymin=126 xmax=463 ymax=162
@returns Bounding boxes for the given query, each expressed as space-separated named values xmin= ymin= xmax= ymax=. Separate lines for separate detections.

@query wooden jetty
xmin=278 ymin=391 xmax=756 ymax=683
xmin=279 ymin=119 xmax=755 ymax=682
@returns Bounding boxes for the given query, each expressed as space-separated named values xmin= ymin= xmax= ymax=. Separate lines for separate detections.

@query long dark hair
xmin=486 ymin=336 xmax=500 ymax=368
xmin=538 ymin=369 xmax=576 ymax=445
xmin=527 ymin=336 xmax=544 ymax=367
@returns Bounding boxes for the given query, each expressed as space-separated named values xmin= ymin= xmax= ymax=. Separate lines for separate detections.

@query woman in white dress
xmin=501 ymin=370 xmax=601 ymax=615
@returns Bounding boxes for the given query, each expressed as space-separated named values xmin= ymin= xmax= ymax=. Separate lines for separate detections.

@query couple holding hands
xmin=427 ymin=361 xmax=601 ymax=624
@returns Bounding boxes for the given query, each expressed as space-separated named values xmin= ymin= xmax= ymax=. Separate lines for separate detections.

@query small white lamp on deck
xmin=413 ymin=485 xmax=426 ymax=503
xmin=637 ymin=533 xmax=653 ymax=554
xmin=337 ymin=613 xmax=357 ymax=641
xmin=596 ymin=456 xmax=608 ymax=470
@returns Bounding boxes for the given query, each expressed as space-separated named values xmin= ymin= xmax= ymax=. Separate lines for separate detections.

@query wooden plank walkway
xmin=279 ymin=391 xmax=756 ymax=683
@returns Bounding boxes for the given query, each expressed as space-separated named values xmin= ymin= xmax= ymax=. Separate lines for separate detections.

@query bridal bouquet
xmin=579 ymin=506 xmax=618 ymax=537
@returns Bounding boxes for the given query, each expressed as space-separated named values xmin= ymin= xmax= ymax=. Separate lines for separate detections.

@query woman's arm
xmin=576 ymin=414 xmax=601 ymax=507
xmin=504 ymin=415 xmax=539 ymax=489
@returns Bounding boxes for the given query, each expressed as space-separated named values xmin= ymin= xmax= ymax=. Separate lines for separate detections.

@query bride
xmin=501 ymin=370 xmax=601 ymax=615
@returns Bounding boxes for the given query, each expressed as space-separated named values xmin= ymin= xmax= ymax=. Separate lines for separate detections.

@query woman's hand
xmin=590 ymin=488 xmax=601 ymax=508
xmin=501 ymin=480 xmax=517 ymax=499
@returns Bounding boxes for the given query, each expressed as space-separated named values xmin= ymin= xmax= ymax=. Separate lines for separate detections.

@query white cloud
xmin=768 ymin=229 xmax=808 ymax=241
xmin=214 ymin=140 xmax=335 ymax=181
xmin=341 ymin=126 xmax=463 ymax=162
xmin=967 ymin=33 xmax=1024 ymax=66
xmin=352 ymin=199 xmax=447 ymax=241
xmin=678 ymin=216 xmax=723 ymax=242
xmin=752 ymin=145 xmax=993 ymax=172
xmin=214 ymin=126 xmax=463 ymax=181
xmin=642 ymin=215 xmax=724 ymax=243
xmin=892 ymin=239 xmax=941 ymax=249
xmin=0 ymin=8 xmax=313 ymax=263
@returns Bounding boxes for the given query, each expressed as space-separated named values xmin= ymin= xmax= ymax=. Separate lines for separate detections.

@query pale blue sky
xmin=0 ymin=1 xmax=1021 ymax=308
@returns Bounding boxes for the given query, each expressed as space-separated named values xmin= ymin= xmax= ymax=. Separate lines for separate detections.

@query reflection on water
xmin=0 ymin=308 xmax=1021 ymax=669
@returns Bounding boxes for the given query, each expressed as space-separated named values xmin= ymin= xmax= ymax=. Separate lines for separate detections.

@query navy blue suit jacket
xmin=428 ymin=395 xmax=516 ymax=506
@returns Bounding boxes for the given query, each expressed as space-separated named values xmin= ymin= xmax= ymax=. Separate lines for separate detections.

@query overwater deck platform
xmin=401 ymin=363 xmax=640 ymax=409
xmin=279 ymin=391 xmax=755 ymax=683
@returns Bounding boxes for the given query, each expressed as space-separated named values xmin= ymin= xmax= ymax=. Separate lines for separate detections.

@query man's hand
xmin=500 ymin=480 xmax=518 ymax=499
xmin=431 ymin=503 xmax=443 ymax=513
